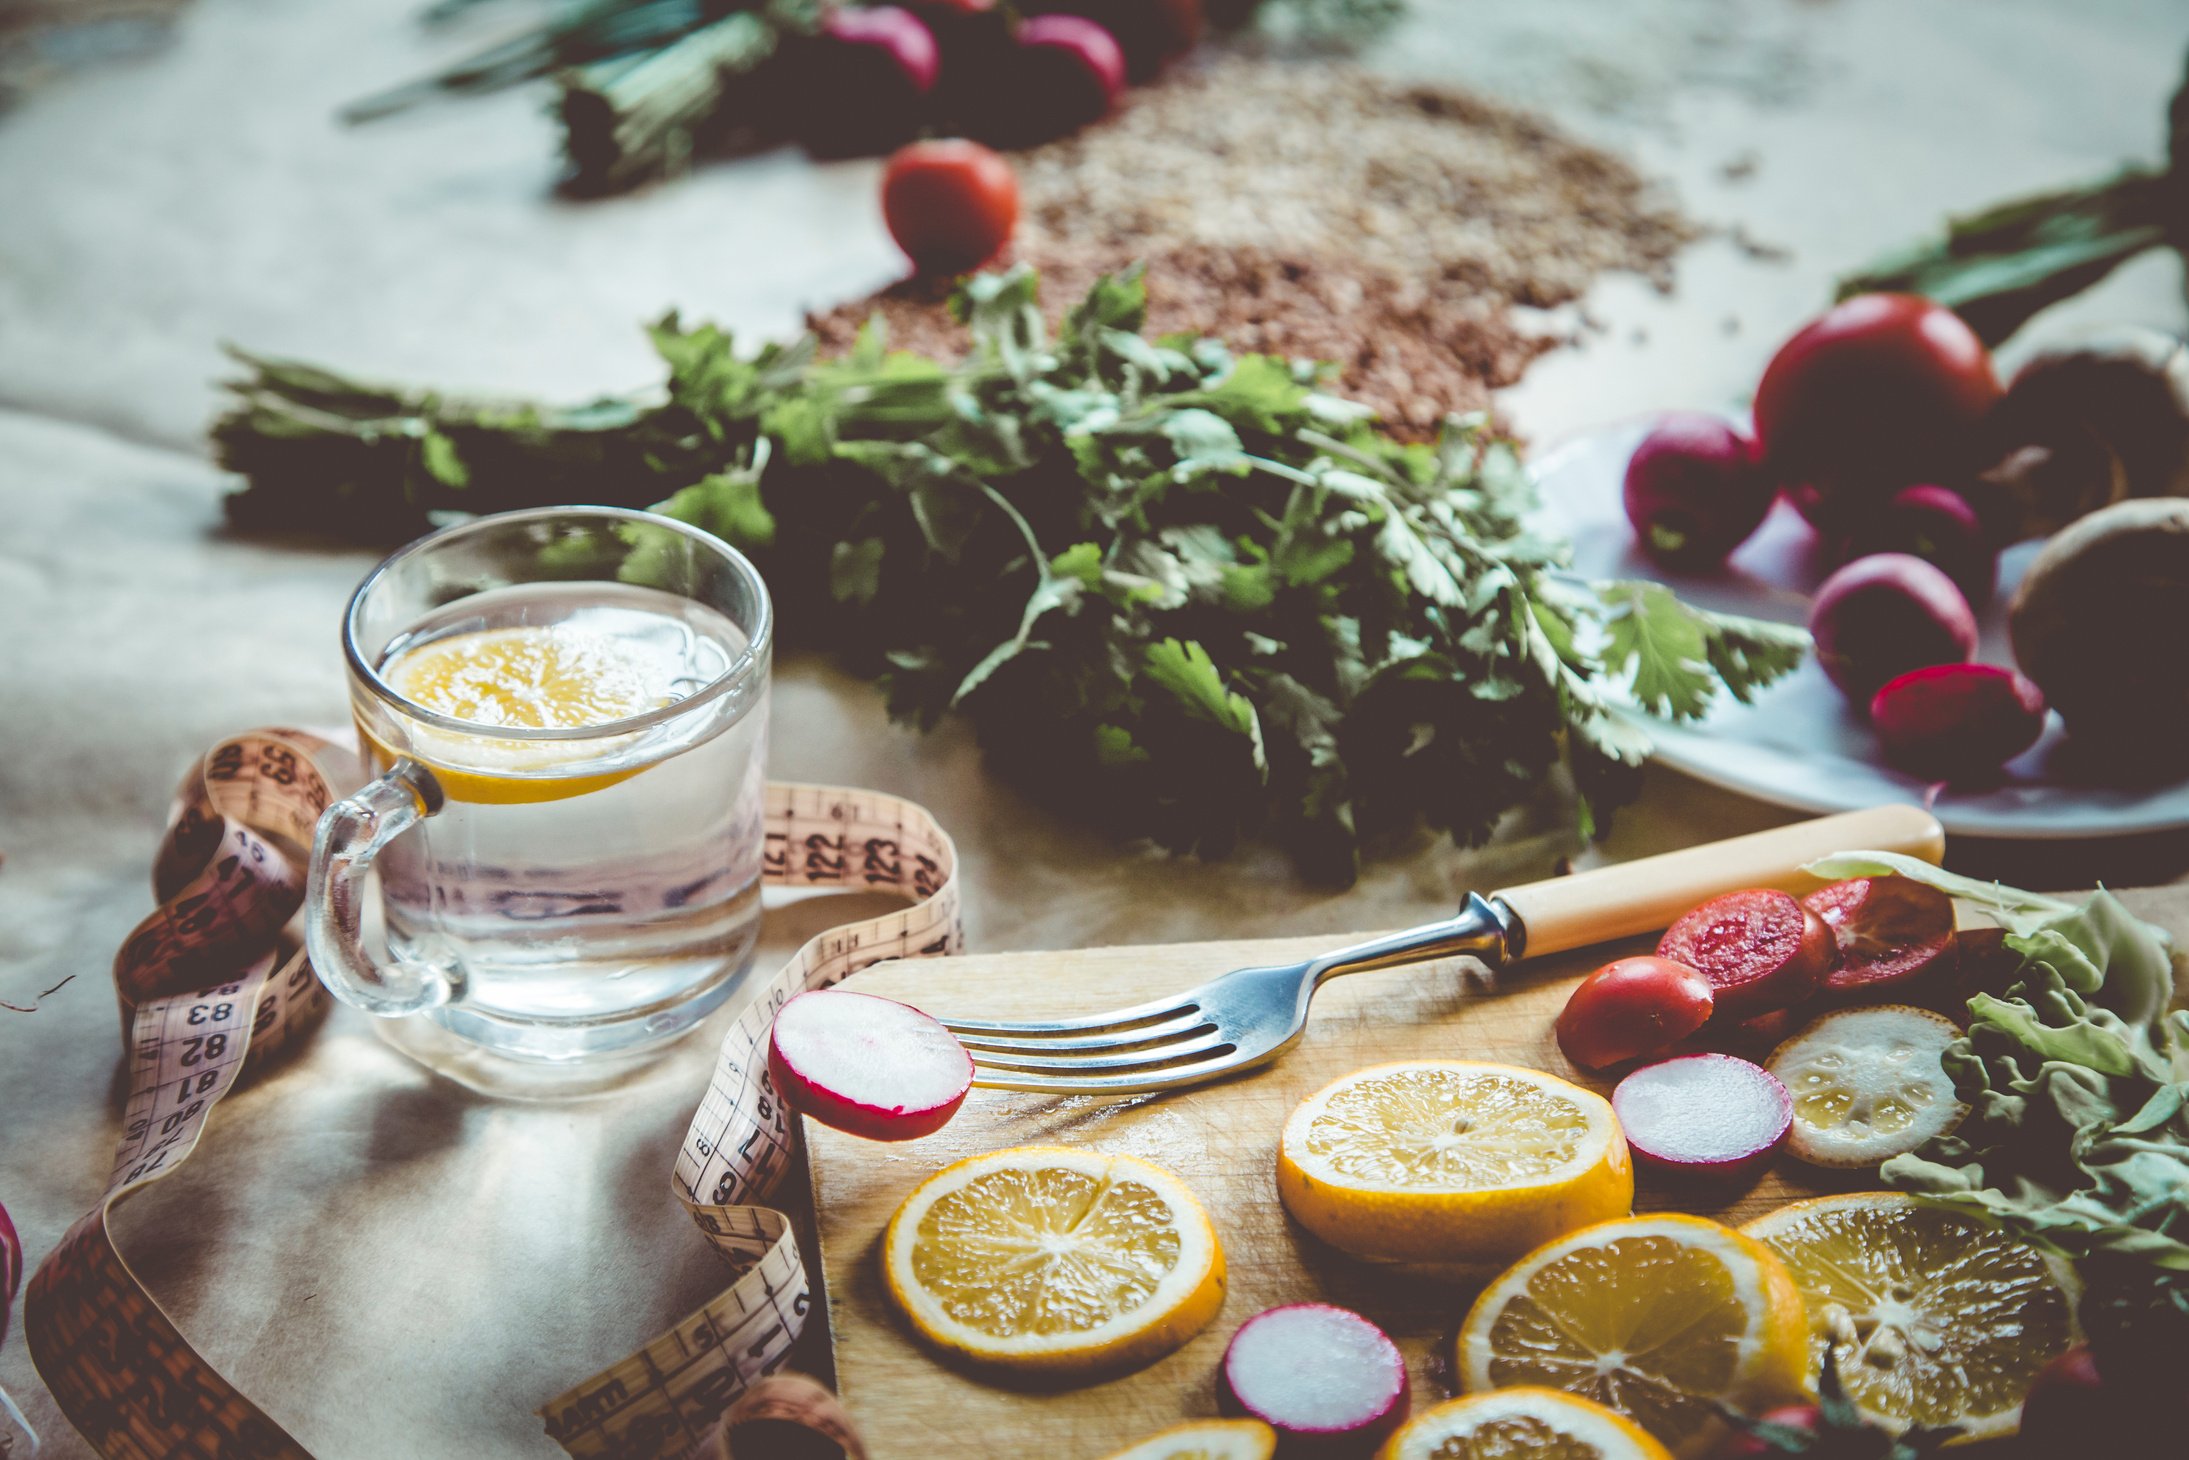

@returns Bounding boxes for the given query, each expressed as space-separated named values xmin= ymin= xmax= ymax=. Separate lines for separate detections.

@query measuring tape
xmin=23 ymin=729 xmax=960 ymax=1459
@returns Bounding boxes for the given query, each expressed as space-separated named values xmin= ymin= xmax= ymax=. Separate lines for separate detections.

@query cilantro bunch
xmin=217 ymin=266 xmax=1802 ymax=881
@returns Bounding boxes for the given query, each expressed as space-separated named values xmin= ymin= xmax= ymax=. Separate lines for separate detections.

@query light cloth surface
xmin=2 ymin=0 xmax=2185 ymax=1454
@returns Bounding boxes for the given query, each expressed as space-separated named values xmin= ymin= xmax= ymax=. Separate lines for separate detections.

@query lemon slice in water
xmin=371 ymin=624 xmax=676 ymax=804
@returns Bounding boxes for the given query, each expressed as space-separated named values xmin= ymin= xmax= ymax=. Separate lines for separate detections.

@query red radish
xmin=1621 ymin=413 xmax=1773 ymax=568
xmin=1028 ymin=0 xmax=1202 ymax=81
xmin=1808 ymin=553 xmax=1977 ymax=705
xmin=767 ymin=989 xmax=973 ymax=1142
xmin=1802 ymin=876 xmax=1958 ymax=1003
xmin=1003 ymin=15 xmax=1127 ymax=142
xmin=0 ymin=1199 xmax=18 ymax=1348
xmin=1218 ymin=1303 xmax=1409 ymax=1451
xmin=1556 ymin=956 xmax=1715 ymax=1071
xmin=1869 ymin=663 xmax=2047 ymax=781
xmin=1842 ymin=483 xmax=1997 ymax=608
xmin=799 ymin=7 xmax=941 ymax=156
xmin=881 ymin=139 xmax=1020 ymax=276
xmin=1658 ymin=889 xmax=1836 ymax=1021
xmin=1754 ymin=293 xmax=2001 ymax=534
xmin=1611 ymin=1054 xmax=1791 ymax=1180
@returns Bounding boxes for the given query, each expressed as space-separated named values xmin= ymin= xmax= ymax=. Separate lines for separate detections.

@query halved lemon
xmin=1378 ymin=1389 xmax=1673 ymax=1460
xmin=882 ymin=1146 xmax=1226 ymax=1376
xmin=1765 ymin=1006 xmax=1965 ymax=1168
xmin=368 ymin=624 xmax=675 ymax=804
xmin=1742 ymin=1193 xmax=2079 ymax=1438
xmin=1277 ymin=1061 xmax=1632 ymax=1262
xmin=1456 ymin=1213 xmax=1809 ymax=1457
xmin=1100 ymin=1419 xmax=1276 ymax=1460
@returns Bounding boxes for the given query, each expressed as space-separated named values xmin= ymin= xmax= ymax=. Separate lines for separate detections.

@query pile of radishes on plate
xmin=1556 ymin=870 xmax=1987 ymax=1179
xmin=1624 ymin=296 xmax=2189 ymax=781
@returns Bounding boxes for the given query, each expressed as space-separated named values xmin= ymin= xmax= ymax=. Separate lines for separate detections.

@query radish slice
xmin=1219 ymin=1304 xmax=1409 ymax=1451
xmin=767 ymin=989 xmax=973 ymax=1142
xmin=1611 ymin=1054 xmax=1792 ymax=1181
xmin=1658 ymin=889 xmax=1837 ymax=1020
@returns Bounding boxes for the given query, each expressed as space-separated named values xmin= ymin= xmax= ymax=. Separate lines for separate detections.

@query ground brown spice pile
xmin=809 ymin=54 xmax=1694 ymax=437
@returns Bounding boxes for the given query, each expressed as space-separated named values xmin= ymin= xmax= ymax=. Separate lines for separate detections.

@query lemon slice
xmin=370 ymin=625 xmax=676 ymax=804
xmin=1765 ymin=1006 xmax=1965 ymax=1168
xmin=882 ymin=1146 xmax=1226 ymax=1376
xmin=1276 ymin=1061 xmax=1633 ymax=1262
xmin=1456 ymin=1214 xmax=1809 ymax=1457
xmin=1743 ymin=1193 xmax=2079 ymax=1438
xmin=1100 ymin=1419 xmax=1276 ymax=1460
xmin=1378 ymin=1390 xmax=1674 ymax=1460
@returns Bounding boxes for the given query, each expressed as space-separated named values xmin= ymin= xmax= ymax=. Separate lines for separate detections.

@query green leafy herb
xmin=215 ymin=265 xmax=1801 ymax=880
xmin=1808 ymin=852 xmax=2189 ymax=1382
xmin=1836 ymin=46 xmax=2187 ymax=345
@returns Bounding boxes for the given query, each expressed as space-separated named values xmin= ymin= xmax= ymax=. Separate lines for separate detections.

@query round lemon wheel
xmin=1099 ymin=1419 xmax=1276 ymax=1460
xmin=882 ymin=1146 xmax=1226 ymax=1376
xmin=367 ymin=624 xmax=678 ymax=804
xmin=1378 ymin=1389 xmax=1674 ymax=1460
xmin=1742 ymin=1193 xmax=2079 ymax=1438
xmin=1456 ymin=1213 xmax=1809 ymax=1458
xmin=1765 ymin=1006 xmax=1966 ymax=1168
xmin=1276 ymin=1061 xmax=1633 ymax=1263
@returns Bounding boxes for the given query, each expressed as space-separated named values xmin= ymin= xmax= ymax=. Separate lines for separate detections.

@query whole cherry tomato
xmin=1556 ymin=956 xmax=1716 ymax=1071
xmin=881 ymin=139 xmax=1020 ymax=277
xmin=1753 ymin=293 xmax=2001 ymax=534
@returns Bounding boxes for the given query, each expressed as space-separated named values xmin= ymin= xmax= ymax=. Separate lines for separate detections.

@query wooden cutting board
xmin=803 ymin=886 xmax=2189 ymax=1460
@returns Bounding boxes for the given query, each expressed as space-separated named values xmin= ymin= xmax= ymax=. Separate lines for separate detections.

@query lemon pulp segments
xmin=1100 ymin=1419 xmax=1276 ymax=1460
xmin=883 ymin=1147 xmax=1225 ymax=1375
xmin=1743 ymin=1194 xmax=2078 ymax=1437
xmin=387 ymin=624 xmax=670 ymax=729
xmin=1378 ymin=1390 xmax=1673 ymax=1460
xmin=1306 ymin=1066 xmax=1597 ymax=1187
xmin=1458 ymin=1216 xmax=1808 ymax=1457
xmin=911 ymin=1164 xmax=1180 ymax=1336
xmin=370 ymin=624 xmax=679 ymax=804
xmin=1278 ymin=1061 xmax=1632 ymax=1262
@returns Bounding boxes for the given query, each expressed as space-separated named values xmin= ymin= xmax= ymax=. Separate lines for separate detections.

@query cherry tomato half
xmin=1556 ymin=956 xmax=1716 ymax=1071
xmin=881 ymin=138 xmax=1020 ymax=276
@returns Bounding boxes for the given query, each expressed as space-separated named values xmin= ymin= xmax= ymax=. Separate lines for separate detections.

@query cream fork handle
xmin=1496 ymin=804 xmax=1945 ymax=959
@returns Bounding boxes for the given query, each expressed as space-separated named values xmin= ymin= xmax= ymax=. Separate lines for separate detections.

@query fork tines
xmin=939 ymin=999 xmax=1243 ymax=1093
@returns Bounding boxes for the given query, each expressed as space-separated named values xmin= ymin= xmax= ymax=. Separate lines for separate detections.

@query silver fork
xmin=938 ymin=804 xmax=1945 ymax=1096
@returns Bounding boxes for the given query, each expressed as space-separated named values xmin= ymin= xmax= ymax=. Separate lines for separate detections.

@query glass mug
xmin=305 ymin=507 xmax=772 ymax=1064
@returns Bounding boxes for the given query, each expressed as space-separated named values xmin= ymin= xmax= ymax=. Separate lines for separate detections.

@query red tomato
xmin=1803 ymin=875 xmax=1958 ymax=1001
xmin=881 ymin=139 xmax=1020 ymax=276
xmin=1556 ymin=956 xmax=1716 ymax=1071
xmin=1753 ymin=294 xmax=2001 ymax=534
xmin=1658 ymin=889 xmax=1836 ymax=1021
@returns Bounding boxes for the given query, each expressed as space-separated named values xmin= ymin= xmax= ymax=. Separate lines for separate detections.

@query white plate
xmin=1530 ymin=420 xmax=2189 ymax=840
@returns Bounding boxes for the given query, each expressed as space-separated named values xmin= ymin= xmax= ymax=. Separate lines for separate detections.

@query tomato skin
xmin=881 ymin=139 xmax=1021 ymax=276
xmin=1754 ymin=294 xmax=2001 ymax=534
xmin=1556 ymin=956 xmax=1716 ymax=1071
xmin=1802 ymin=875 xmax=1957 ymax=1001
xmin=1658 ymin=890 xmax=1837 ymax=1021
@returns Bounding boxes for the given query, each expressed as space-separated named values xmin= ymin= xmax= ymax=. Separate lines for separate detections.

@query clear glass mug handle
xmin=305 ymin=758 xmax=464 ymax=1017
